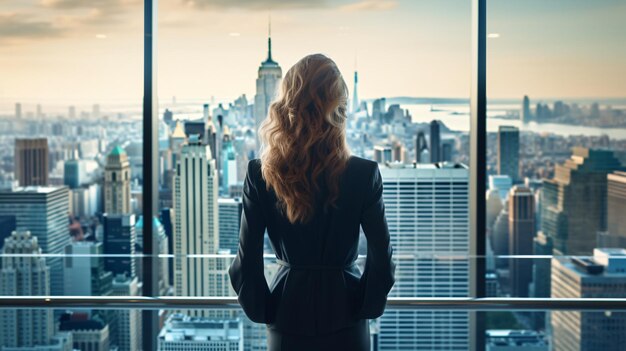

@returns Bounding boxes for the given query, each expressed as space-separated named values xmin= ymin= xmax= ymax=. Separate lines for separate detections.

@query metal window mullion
xmin=142 ymin=0 xmax=159 ymax=349
xmin=470 ymin=0 xmax=487 ymax=350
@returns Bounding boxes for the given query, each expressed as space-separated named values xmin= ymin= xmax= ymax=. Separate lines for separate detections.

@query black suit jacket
xmin=228 ymin=156 xmax=395 ymax=335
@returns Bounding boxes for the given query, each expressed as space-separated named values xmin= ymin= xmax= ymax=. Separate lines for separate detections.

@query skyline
xmin=0 ymin=0 xmax=625 ymax=102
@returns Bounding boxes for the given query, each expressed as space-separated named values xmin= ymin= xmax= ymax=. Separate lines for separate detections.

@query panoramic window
xmin=0 ymin=0 xmax=625 ymax=350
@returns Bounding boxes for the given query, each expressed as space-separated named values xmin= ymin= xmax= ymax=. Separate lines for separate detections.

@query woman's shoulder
xmin=346 ymin=155 xmax=379 ymax=174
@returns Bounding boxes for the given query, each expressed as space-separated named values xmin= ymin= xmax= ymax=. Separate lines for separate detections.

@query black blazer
xmin=228 ymin=156 xmax=395 ymax=335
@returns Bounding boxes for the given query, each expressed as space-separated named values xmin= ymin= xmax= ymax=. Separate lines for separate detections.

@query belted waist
xmin=275 ymin=258 xmax=357 ymax=271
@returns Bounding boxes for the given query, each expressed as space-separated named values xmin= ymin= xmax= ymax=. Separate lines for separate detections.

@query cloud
xmin=339 ymin=0 xmax=398 ymax=12
xmin=183 ymin=0 xmax=328 ymax=10
xmin=0 ymin=13 xmax=65 ymax=41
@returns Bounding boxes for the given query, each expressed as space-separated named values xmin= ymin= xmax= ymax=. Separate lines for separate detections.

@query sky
xmin=0 ymin=0 xmax=625 ymax=106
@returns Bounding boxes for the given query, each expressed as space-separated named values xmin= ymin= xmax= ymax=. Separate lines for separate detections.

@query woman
xmin=228 ymin=54 xmax=395 ymax=351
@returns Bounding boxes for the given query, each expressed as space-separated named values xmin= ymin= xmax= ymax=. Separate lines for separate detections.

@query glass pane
xmin=486 ymin=0 xmax=626 ymax=344
xmin=0 ymin=0 xmax=142 ymax=349
xmin=157 ymin=0 xmax=471 ymax=349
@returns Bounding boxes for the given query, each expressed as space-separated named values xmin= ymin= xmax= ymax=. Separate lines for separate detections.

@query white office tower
xmin=379 ymin=163 xmax=470 ymax=350
xmin=254 ymin=22 xmax=282 ymax=153
xmin=173 ymin=135 xmax=230 ymax=317
xmin=158 ymin=314 xmax=242 ymax=351
xmin=0 ymin=231 xmax=54 ymax=348
xmin=112 ymin=274 xmax=141 ymax=351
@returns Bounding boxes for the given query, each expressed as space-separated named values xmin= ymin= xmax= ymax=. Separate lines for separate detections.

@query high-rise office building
xmin=429 ymin=120 xmax=441 ymax=163
xmin=105 ymin=146 xmax=131 ymax=215
xmin=15 ymin=102 xmax=22 ymax=119
xmin=378 ymin=163 xmax=469 ymax=350
xmin=14 ymin=138 xmax=49 ymax=187
xmin=111 ymin=274 xmax=141 ymax=351
xmin=497 ymin=126 xmax=520 ymax=182
xmin=0 ymin=231 xmax=54 ymax=348
xmin=136 ymin=216 xmax=171 ymax=296
xmin=63 ymin=241 xmax=113 ymax=297
xmin=64 ymin=158 xmax=85 ymax=189
xmin=157 ymin=314 xmax=242 ymax=351
xmin=103 ymin=214 xmax=136 ymax=278
xmin=551 ymin=248 xmax=626 ymax=351
xmin=68 ymin=105 xmax=76 ymax=119
xmin=541 ymin=148 xmax=623 ymax=255
xmin=173 ymin=136 xmax=229 ymax=316
xmin=508 ymin=186 xmax=535 ymax=297
xmin=372 ymin=97 xmax=386 ymax=122
xmin=599 ymin=171 xmax=626 ymax=247
xmin=254 ymin=23 xmax=282 ymax=152
xmin=0 ymin=186 xmax=69 ymax=296
xmin=521 ymin=95 xmax=531 ymax=122
xmin=221 ymin=131 xmax=238 ymax=195
xmin=415 ymin=130 xmax=428 ymax=163
xmin=218 ymin=197 xmax=242 ymax=253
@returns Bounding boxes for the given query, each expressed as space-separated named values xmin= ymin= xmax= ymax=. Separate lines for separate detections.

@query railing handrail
xmin=1 ymin=296 xmax=625 ymax=311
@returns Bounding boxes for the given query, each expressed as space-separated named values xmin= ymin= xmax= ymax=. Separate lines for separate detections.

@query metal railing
xmin=1 ymin=297 xmax=625 ymax=311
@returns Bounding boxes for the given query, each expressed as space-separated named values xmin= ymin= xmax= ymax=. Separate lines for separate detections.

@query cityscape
xmin=2 ymin=1 xmax=626 ymax=350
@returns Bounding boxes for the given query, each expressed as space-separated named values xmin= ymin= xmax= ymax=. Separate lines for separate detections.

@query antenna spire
xmin=267 ymin=15 xmax=273 ymax=62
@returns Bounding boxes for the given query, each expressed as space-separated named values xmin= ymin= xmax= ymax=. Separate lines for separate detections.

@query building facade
xmin=497 ymin=126 xmax=520 ymax=183
xmin=378 ymin=163 xmax=470 ymax=350
xmin=14 ymin=138 xmax=49 ymax=187
xmin=104 ymin=146 xmax=131 ymax=215
xmin=0 ymin=186 xmax=69 ymax=296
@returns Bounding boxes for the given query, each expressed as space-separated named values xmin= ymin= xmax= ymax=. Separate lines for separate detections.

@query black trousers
xmin=267 ymin=320 xmax=370 ymax=351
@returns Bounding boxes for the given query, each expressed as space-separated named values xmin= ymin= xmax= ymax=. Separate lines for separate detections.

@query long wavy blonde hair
xmin=259 ymin=54 xmax=351 ymax=224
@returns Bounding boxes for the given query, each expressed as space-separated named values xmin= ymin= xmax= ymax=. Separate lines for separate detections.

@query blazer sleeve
xmin=356 ymin=162 xmax=396 ymax=319
xmin=228 ymin=160 xmax=272 ymax=324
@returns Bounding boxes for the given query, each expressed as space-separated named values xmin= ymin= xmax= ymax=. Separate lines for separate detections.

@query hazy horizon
xmin=1 ymin=0 xmax=625 ymax=102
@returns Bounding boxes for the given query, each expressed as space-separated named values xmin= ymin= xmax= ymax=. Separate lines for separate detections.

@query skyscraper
xmin=105 ymin=146 xmax=131 ymax=215
xmin=0 ymin=186 xmax=69 ymax=296
xmin=254 ymin=21 xmax=282 ymax=153
xmin=599 ymin=171 xmax=626 ymax=247
xmin=497 ymin=126 xmax=520 ymax=182
xmin=351 ymin=70 xmax=359 ymax=114
xmin=14 ymin=138 xmax=49 ymax=186
xmin=173 ymin=135 xmax=229 ymax=316
xmin=221 ymin=130 xmax=238 ymax=195
xmin=508 ymin=186 xmax=535 ymax=297
xmin=103 ymin=214 xmax=137 ymax=278
xmin=521 ymin=95 xmax=531 ymax=122
xmin=378 ymin=163 xmax=469 ymax=350
xmin=0 ymin=230 xmax=54 ymax=348
xmin=415 ymin=130 xmax=428 ymax=163
xmin=551 ymin=248 xmax=626 ymax=351
xmin=373 ymin=145 xmax=392 ymax=164
xmin=218 ymin=197 xmax=242 ymax=253
xmin=15 ymin=102 xmax=22 ymax=119
xmin=429 ymin=120 xmax=441 ymax=163
xmin=63 ymin=241 xmax=113 ymax=297
xmin=111 ymin=274 xmax=141 ymax=351
xmin=541 ymin=148 xmax=623 ymax=255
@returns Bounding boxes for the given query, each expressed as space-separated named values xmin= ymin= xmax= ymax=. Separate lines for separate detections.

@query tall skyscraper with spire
xmin=105 ymin=146 xmax=131 ymax=215
xmin=254 ymin=19 xmax=282 ymax=154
